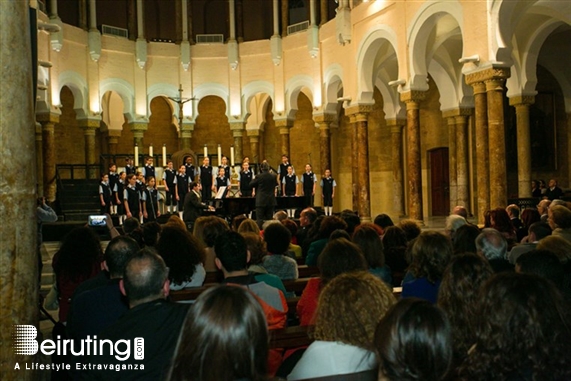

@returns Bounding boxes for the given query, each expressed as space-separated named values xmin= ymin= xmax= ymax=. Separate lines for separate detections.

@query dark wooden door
xmin=429 ymin=148 xmax=450 ymax=216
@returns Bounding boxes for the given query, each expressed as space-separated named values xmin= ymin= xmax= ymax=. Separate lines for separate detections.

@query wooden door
xmin=429 ymin=148 xmax=450 ymax=216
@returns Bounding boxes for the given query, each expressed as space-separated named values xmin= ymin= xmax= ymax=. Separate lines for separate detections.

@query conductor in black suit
xmin=249 ymin=162 xmax=277 ymax=229
xmin=183 ymin=182 xmax=214 ymax=230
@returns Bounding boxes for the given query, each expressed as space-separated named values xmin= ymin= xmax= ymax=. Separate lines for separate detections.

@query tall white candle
xmin=230 ymin=146 xmax=235 ymax=166
xmin=204 ymin=145 xmax=208 ymax=158
xmin=134 ymin=145 xmax=139 ymax=167
xmin=217 ymin=144 xmax=222 ymax=165
xmin=162 ymin=144 xmax=167 ymax=167
xmin=149 ymin=144 xmax=153 ymax=158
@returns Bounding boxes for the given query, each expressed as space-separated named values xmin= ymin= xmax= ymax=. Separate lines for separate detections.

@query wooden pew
xmin=297 ymin=265 xmax=319 ymax=278
xmin=269 ymin=325 xmax=313 ymax=349
xmin=282 ymin=277 xmax=314 ymax=295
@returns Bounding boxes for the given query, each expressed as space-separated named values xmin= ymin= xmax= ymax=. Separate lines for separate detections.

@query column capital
xmin=106 ymin=129 xmax=122 ymax=138
xmin=274 ymin=118 xmax=293 ymax=129
xmin=345 ymin=104 xmax=374 ymax=117
xmin=509 ymin=95 xmax=536 ymax=107
xmin=442 ymin=108 xmax=472 ymax=119
xmin=232 ymin=129 xmax=244 ymax=137
xmin=230 ymin=121 xmax=245 ymax=131
xmin=246 ymin=129 xmax=260 ymax=138
xmin=128 ymin=121 xmax=149 ymax=133
xmin=400 ymin=90 xmax=426 ymax=104
xmin=37 ymin=112 xmax=60 ymax=124
xmin=78 ymin=118 xmax=102 ymax=130
xmin=180 ymin=120 xmax=195 ymax=132
xmin=386 ymin=118 xmax=406 ymax=133
xmin=312 ymin=112 xmax=336 ymax=125
xmin=465 ymin=67 xmax=510 ymax=85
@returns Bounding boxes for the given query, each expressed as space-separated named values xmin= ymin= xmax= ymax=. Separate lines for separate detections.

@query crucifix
xmin=168 ymin=84 xmax=199 ymax=150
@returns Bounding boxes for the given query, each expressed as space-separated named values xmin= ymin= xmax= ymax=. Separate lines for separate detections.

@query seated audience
xmin=262 ymin=223 xmax=299 ymax=280
xmin=508 ymin=221 xmax=551 ymax=264
xmin=156 ymin=226 xmax=206 ymax=290
xmin=282 ymin=218 xmax=302 ymax=257
xmin=168 ymin=286 xmax=269 ymax=381
xmin=506 ymin=204 xmax=523 ymax=229
xmin=340 ymin=209 xmax=361 ymax=235
xmin=288 ymin=272 xmax=396 ymax=380
xmin=296 ymin=207 xmax=318 ymax=255
xmin=402 ymin=231 xmax=452 ymax=303
xmin=329 ymin=228 xmax=351 ymax=240
xmin=517 ymin=207 xmax=541 ymax=242
xmin=243 ymin=232 xmax=288 ymax=295
xmin=193 ymin=215 xmax=230 ymax=271
xmin=306 ymin=215 xmax=348 ymax=266
xmin=398 ymin=219 xmax=421 ymax=242
xmin=458 ymin=273 xmax=571 ymax=381
xmin=475 ymin=228 xmax=513 ymax=273
xmin=297 ymin=238 xmax=368 ymax=326
xmin=375 ymin=298 xmax=453 ymax=381
xmin=273 ymin=210 xmax=288 ymax=221
xmin=437 ymin=253 xmax=493 ymax=367
xmin=301 ymin=214 xmax=324 ymax=258
xmin=536 ymin=235 xmax=571 ymax=263
xmin=452 ymin=223 xmax=480 ymax=254
xmin=142 ymin=221 xmax=161 ymax=247
xmin=488 ymin=207 xmax=516 ymax=245
xmin=231 ymin=214 xmax=248 ymax=231
xmin=548 ymin=205 xmax=571 ymax=243
xmin=537 ymin=199 xmax=551 ymax=223
xmin=237 ymin=218 xmax=261 ymax=235
xmin=352 ymin=223 xmax=392 ymax=286
xmin=165 ymin=214 xmax=187 ymax=230
xmin=452 ymin=205 xmax=468 ymax=219
xmin=122 ymin=217 xmax=140 ymax=234
xmin=445 ymin=214 xmax=467 ymax=239
xmin=83 ymin=249 xmax=190 ymax=380
xmin=382 ymin=226 xmax=409 ymax=279
xmin=373 ymin=213 xmax=394 ymax=236
xmin=516 ymin=250 xmax=565 ymax=293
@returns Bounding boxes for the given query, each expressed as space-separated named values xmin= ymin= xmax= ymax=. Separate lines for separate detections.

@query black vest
xmin=100 ymin=182 xmax=112 ymax=203
xmin=125 ymin=186 xmax=140 ymax=214
xmin=284 ymin=175 xmax=297 ymax=196
xmin=108 ymin=172 xmax=119 ymax=192
xmin=144 ymin=165 xmax=155 ymax=179
xmin=302 ymin=172 xmax=315 ymax=192
xmin=176 ymin=173 xmax=189 ymax=196
xmin=184 ymin=164 xmax=195 ymax=181
xmin=144 ymin=188 xmax=159 ymax=219
xmin=125 ymin=165 xmax=136 ymax=176
xmin=200 ymin=166 xmax=213 ymax=186
xmin=164 ymin=168 xmax=177 ymax=187
xmin=240 ymin=171 xmax=253 ymax=191
xmin=279 ymin=163 xmax=290 ymax=181
xmin=322 ymin=177 xmax=334 ymax=196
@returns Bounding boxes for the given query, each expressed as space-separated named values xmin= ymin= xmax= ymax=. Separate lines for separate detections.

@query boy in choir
xmin=184 ymin=156 xmax=195 ymax=182
xmin=142 ymin=156 xmax=155 ymax=180
xmin=301 ymin=164 xmax=317 ymax=208
xmin=220 ymin=155 xmax=231 ymax=181
xmin=282 ymin=165 xmax=299 ymax=218
xmin=142 ymin=176 xmax=162 ymax=222
xmin=116 ymin=172 xmax=126 ymax=225
xmin=277 ymin=155 xmax=293 ymax=190
xmin=135 ymin=171 xmax=146 ymax=192
xmin=175 ymin=165 xmax=189 ymax=219
xmin=162 ymin=160 xmax=177 ymax=214
xmin=99 ymin=173 xmax=113 ymax=215
xmin=123 ymin=174 xmax=142 ymax=221
xmin=125 ymin=157 xmax=136 ymax=176
xmin=321 ymin=169 xmax=336 ymax=216
xmin=239 ymin=160 xmax=255 ymax=197
xmin=214 ymin=167 xmax=230 ymax=198
xmin=108 ymin=163 xmax=120 ymax=215
xmin=199 ymin=156 xmax=215 ymax=201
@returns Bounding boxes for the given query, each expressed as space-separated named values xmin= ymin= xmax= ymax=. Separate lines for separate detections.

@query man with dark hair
xmin=508 ymin=222 xmax=552 ymax=264
xmin=183 ymin=181 xmax=214 ymax=229
xmin=262 ymin=223 xmax=299 ymax=280
xmin=297 ymin=207 xmax=317 ymax=255
xmin=516 ymin=250 xmax=565 ymax=292
xmin=373 ymin=213 xmax=394 ymax=235
xmin=122 ymin=217 xmax=140 ymax=234
xmin=83 ymin=249 xmax=189 ymax=380
xmin=249 ymin=162 xmax=278 ymax=229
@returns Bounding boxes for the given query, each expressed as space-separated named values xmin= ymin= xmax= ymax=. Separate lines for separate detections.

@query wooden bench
xmin=269 ymin=325 xmax=313 ymax=349
xmin=282 ymin=277 xmax=314 ymax=295
xmin=297 ymin=265 xmax=319 ymax=278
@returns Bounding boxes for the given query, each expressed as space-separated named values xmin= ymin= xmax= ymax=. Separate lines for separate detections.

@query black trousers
xmin=255 ymin=205 xmax=274 ymax=229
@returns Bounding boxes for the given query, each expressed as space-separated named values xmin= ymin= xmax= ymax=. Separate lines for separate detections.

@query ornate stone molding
xmin=465 ymin=67 xmax=510 ymax=85
xmin=509 ymin=95 xmax=536 ymax=107
xmin=274 ymin=118 xmax=293 ymax=129
xmin=230 ymin=121 xmax=245 ymax=132
xmin=78 ymin=118 xmax=101 ymax=130
xmin=312 ymin=112 xmax=336 ymax=125
xmin=345 ymin=104 xmax=374 ymax=117
xmin=37 ymin=112 xmax=60 ymax=124
xmin=441 ymin=108 xmax=473 ymax=119
xmin=399 ymin=90 xmax=426 ymax=104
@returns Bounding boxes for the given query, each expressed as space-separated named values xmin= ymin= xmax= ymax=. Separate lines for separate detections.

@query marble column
xmin=107 ymin=132 xmax=119 ymax=156
xmin=314 ymin=113 xmax=334 ymax=174
xmin=510 ymin=95 xmax=534 ymax=198
xmin=275 ymin=119 xmax=291 ymax=157
xmin=349 ymin=114 xmax=359 ymax=212
xmin=356 ymin=111 xmax=372 ymax=222
xmin=36 ymin=122 xmax=44 ymax=196
xmin=466 ymin=80 xmax=489 ymax=224
xmin=38 ymin=113 xmax=60 ymax=202
xmin=1 ymin=2 xmax=41 ymax=379
xmin=80 ymin=119 xmax=100 ymax=179
xmin=485 ymin=69 xmax=510 ymax=209
xmin=281 ymin=0 xmax=289 ymax=37
xmin=320 ymin=0 xmax=328 ymax=25
xmin=129 ymin=121 xmax=148 ymax=148
xmin=247 ymin=130 xmax=260 ymax=164
xmin=455 ymin=114 xmax=470 ymax=209
xmin=180 ymin=125 xmax=193 ymax=150
xmin=401 ymin=91 xmax=425 ymax=223
xmin=387 ymin=119 xmax=405 ymax=217
xmin=447 ymin=116 xmax=458 ymax=211
xmin=233 ymin=130 xmax=244 ymax=163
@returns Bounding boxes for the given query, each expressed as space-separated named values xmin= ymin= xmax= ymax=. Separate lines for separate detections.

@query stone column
xmin=38 ymin=113 xmax=60 ymax=202
xmin=180 ymin=122 xmax=194 ymax=150
xmin=247 ymin=130 xmax=261 ymax=164
xmin=36 ymin=122 xmax=44 ymax=196
xmin=320 ymin=0 xmax=328 ymax=25
xmin=387 ymin=119 xmax=405 ymax=217
xmin=455 ymin=114 xmax=470 ymax=209
xmin=107 ymin=130 xmax=121 ymax=156
xmin=447 ymin=116 xmax=458 ymax=211
xmin=1 ymin=2 xmax=41 ymax=379
xmin=465 ymin=79 xmax=489 ymax=224
xmin=281 ymin=0 xmax=288 ymax=37
xmin=510 ymin=95 xmax=534 ymax=198
xmin=349 ymin=114 xmax=359 ymax=212
xmin=129 ymin=121 xmax=148 ymax=165
xmin=230 ymin=122 xmax=245 ymax=163
xmin=275 ymin=119 xmax=292 ymax=157
xmin=313 ymin=113 xmax=335 ymax=174
xmin=401 ymin=91 xmax=426 ymax=223
xmin=485 ymin=69 xmax=510 ymax=209
xmin=355 ymin=109 xmax=373 ymax=222
xmin=80 ymin=119 xmax=100 ymax=179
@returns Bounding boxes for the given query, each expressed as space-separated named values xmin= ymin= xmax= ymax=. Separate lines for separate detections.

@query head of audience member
xmin=299 ymin=207 xmax=317 ymax=227
xmin=458 ymin=273 xmax=571 ymax=381
xmin=549 ymin=178 xmax=558 ymax=188
xmin=54 ymin=227 xmax=103 ymax=282
xmin=340 ymin=210 xmax=361 ymax=234
xmin=214 ymin=231 xmax=249 ymax=277
xmin=120 ymin=248 xmax=170 ymax=308
xmin=142 ymin=221 xmax=161 ymax=247
xmin=451 ymin=224 xmax=480 ymax=254
xmin=483 ymin=210 xmax=491 ymax=228
xmin=452 ymin=205 xmax=468 ymax=219
xmin=437 ymin=253 xmax=493 ymax=364
xmin=123 ymin=217 xmax=140 ymax=234
xmin=263 ymin=222 xmax=291 ymax=255
xmin=314 ymin=272 xmax=396 ymax=351
xmin=261 ymin=219 xmax=280 ymax=231
xmin=318 ymin=215 xmax=348 ymax=240
xmin=548 ymin=204 xmax=571 ymax=230
xmin=231 ymin=214 xmax=248 ymax=232
xmin=165 ymin=214 xmax=187 ymax=230
xmin=273 ymin=210 xmax=288 ymax=222
xmin=398 ymin=220 xmax=421 ymax=242
xmin=520 ymin=208 xmax=541 ymax=230
xmin=329 ymin=228 xmax=351 ymax=241
xmin=445 ymin=214 xmax=467 ymax=238
xmin=537 ymin=199 xmax=551 ymax=216
xmin=103 ymin=236 xmax=140 ymax=279
xmin=550 ymin=198 xmax=567 ymax=208
xmin=242 ymin=232 xmax=267 ymax=266
xmin=526 ymin=221 xmax=551 ymax=243
xmin=168 ymin=286 xmax=268 ymax=381
xmin=488 ymin=207 xmax=514 ymax=234
xmin=237 ymin=218 xmax=261 ymax=235
xmin=127 ymin=228 xmax=144 ymax=248
xmin=408 ymin=231 xmax=453 ymax=283
xmin=506 ymin=204 xmax=520 ymax=219
xmin=193 ymin=216 xmax=230 ymax=248
xmin=375 ymin=298 xmax=452 ymax=381
xmin=281 ymin=219 xmax=299 ymax=241
xmin=373 ymin=214 xmax=394 ymax=235
xmin=382 ymin=226 xmax=408 ymax=251
xmin=306 ymin=215 xmax=324 ymax=241
xmin=155 ymin=226 xmax=205 ymax=285
xmin=318 ymin=238 xmax=368 ymax=286
xmin=536 ymin=235 xmax=571 ymax=263
xmin=475 ymin=228 xmax=508 ymax=261
xmin=516 ymin=250 xmax=565 ymax=291
xmin=352 ymin=223 xmax=385 ymax=269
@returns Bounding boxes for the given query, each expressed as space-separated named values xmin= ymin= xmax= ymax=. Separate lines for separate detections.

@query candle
xmin=217 ymin=144 xmax=222 ymax=165
xmin=204 ymin=145 xmax=208 ymax=158
xmin=230 ymin=146 xmax=235 ymax=166
xmin=149 ymin=144 xmax=153 ymax=158
xmin=162 ymin=144 xmax=167 ymax=167
xmin=134 ymin=144 xmax=139 ymax=167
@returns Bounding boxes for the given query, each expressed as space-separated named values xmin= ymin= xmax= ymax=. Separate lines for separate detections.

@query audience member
xmin=141 ymin=221 xmax=161 ymax=247
xmin=297 ymin=238 xmax=368 ymax=326
xmin=281 ymin=218 xmax=302 ymax=258
xmin=445 ymin=214 xmax=467 ymax=239
xmin=375 ymin=298 xmax=453 ymax=381
xmin=306 ymin=215 xmax=348 ymax=266
xmin=382 ymin=226 xmax=409 ymax=279
xmin=488 ymin=207 xmax=516 ymax=245
xmin=273 ymin=210 xmax=288 ymax=221
xmin=164 ymin=214 xmax=187 ymax=230
xmin=531 ymin=180 xmax=541 ymax=197
xmin=352 ymin=223 xmax=392 ymax=286
xmin=168 ymin=286 xmax=268 ymax=381
xmin=237 ymin=218 xmax=261 ymax=235
xmin=373 ymin=213 xmax=394 ymax=236
xmin=242 ymin=232 xmax=288 ymax=295
xmin=536 ymin=235 xmax=571 ymax=263
xmin=451 ymin=205 xmax=468 ymax=219
xmin=262 ymin=223 xmax=299 ymax=280
xmin=398 ymin=219 xmax=421 ymax=242
xmin=518 ymin=207 xmax=541 ymax=242
xmin=516 ymin=250 xmax=565 ymax=292
xmin=508 ymin=221 xmax=551 ymax=264
xmin=451 ymin=224 xmax=480 ymax=254
xmin=537 ymin=199 xmax=551 ymax=222
xmin=458 ymin=273 xmax=571 ymax=381
xmin=122 ymin=217 xmax=140 ymax=234
xmin=329 ymin=228 xmax=351 ymax=240
xmin=301 ymin=215 xmax=324 ymax=258
xmin=506 ymin=204 xmax=522 ymax=229
xmin=475 ymin=228 xmax=513 ymax=273
xmin=546 ymin=178 xmax=564 ymax=200
xmin=401 ymin=231 xmax=452 ymax=303
xmin=231 ymin=214 xmax=248 ymax=231
xmin=296 ymin=207 xmax=317 ymax=254
xmin=288 ymin=272 xmax=395 ymax=380
xmin=437 ymin=253 xmax=493 ymax=366
xmin=193 ymin=216 xmax=230 ymax=271
xmin=548 ymin=204 xmax=571 ymax=242
xmin=156 ymin=226 xmax=206 ymax=290
xmin=340 ymin=209 xmax=361 ymax=235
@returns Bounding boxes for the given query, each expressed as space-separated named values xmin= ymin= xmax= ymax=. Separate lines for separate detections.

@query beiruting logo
xmin=12 ymin=325 xmax=144 ymax=371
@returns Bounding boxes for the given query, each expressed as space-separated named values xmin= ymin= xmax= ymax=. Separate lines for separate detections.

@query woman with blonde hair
xmin=237 ymin=218 xmax=261 ymax=235
xmin=288 ymin=272 xmax=396 ymax=380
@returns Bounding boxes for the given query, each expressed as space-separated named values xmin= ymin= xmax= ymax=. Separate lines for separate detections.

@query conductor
xmin=249 ymin=162 xmax=277 ymax=229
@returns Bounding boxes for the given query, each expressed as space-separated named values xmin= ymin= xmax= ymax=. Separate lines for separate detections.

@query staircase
xmin=57 ymin=179 xmax=101 ymax=221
